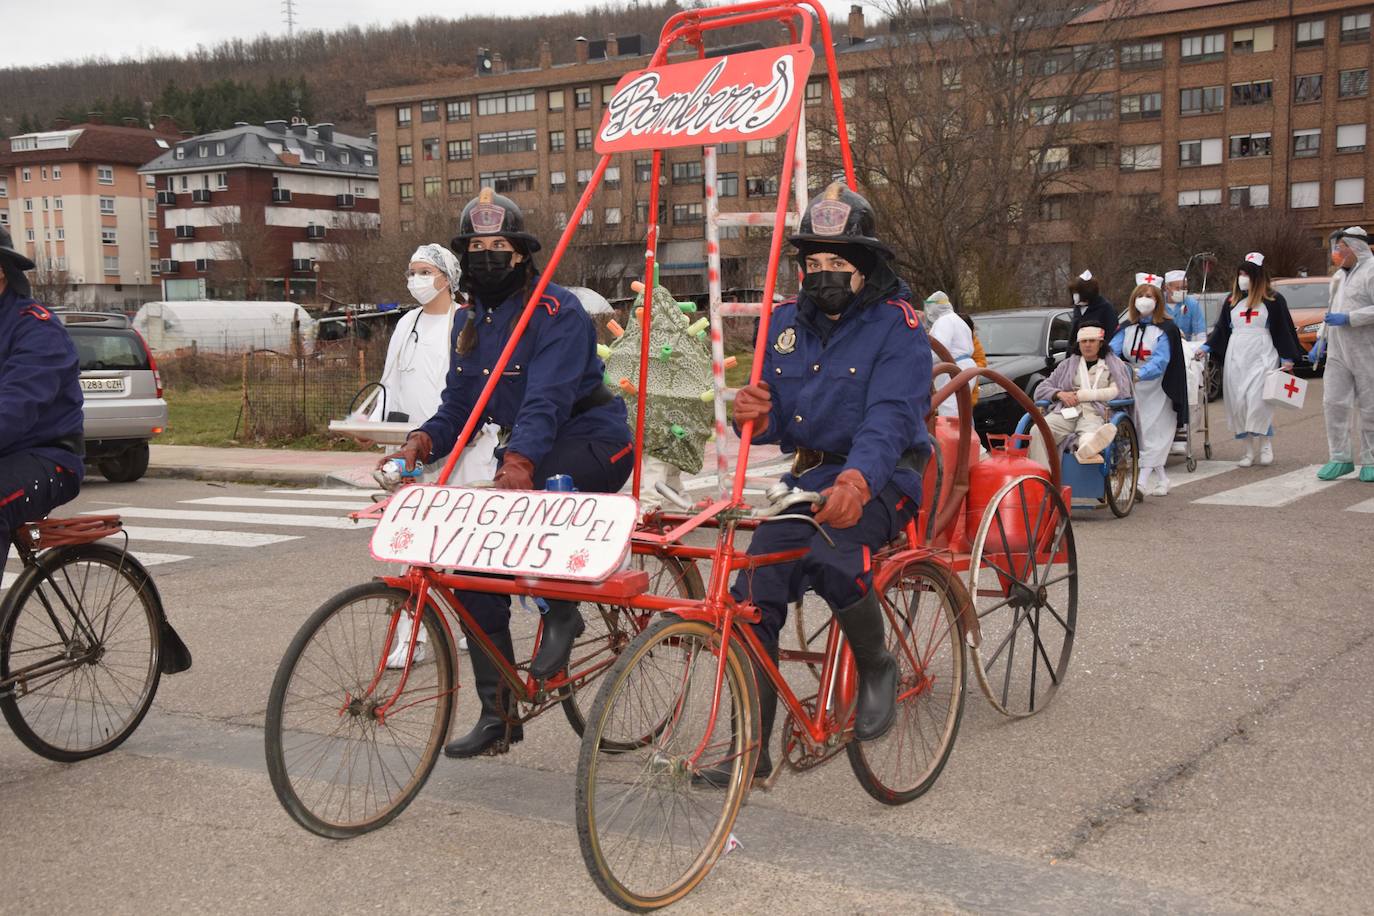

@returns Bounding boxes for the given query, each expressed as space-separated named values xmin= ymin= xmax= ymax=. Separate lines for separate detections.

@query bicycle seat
xmin=17 ymin=515 xmax=122 ymax=549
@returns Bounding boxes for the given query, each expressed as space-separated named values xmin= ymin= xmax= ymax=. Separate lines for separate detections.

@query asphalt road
xmin=3 ymin=381 xmax=1372 ymax=914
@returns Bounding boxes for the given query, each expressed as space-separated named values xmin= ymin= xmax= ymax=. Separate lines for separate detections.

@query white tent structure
xmin=569 ymin=286 xmax=614 ymax=316
xmin=133 ymin=301 xmax=318 ymax=354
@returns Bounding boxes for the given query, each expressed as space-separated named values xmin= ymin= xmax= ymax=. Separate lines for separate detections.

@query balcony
xmin=158 ymin=258 xmax=180 ymax=273
xmin=306 ymin=224 xmax=326 ymax=240
xmin=174 ymin=225 xmax=196 ymax=239
xmin=291 ymin=258 xmax=314 ymax=272
xmin=272 ymin=188 xmax=293 ymax=203
xmin=194 ymin=258 xmax=209 ymax=272
xmin=336 ymin=193 xmax=356 ymax=208
xmin=191 ymin=188 xmax=212 ymax=203
xmin=156 ymin=190 xmax=177 ymax=206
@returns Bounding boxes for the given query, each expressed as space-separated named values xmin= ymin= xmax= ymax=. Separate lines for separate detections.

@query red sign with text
xmin=596 ymin=45 xmax=814 ymax=153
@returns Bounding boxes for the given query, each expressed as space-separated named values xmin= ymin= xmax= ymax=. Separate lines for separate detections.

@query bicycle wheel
xmin=847 ymin=558 xmax=966 ymax=805
xmin=563 ymin=554 xmax=703 ymax=738
xmin=0 ymin=543 xmax=161 ymax=762
xmin=1104 ymin=418 xmax=1139 ymax=518
xmin=576 ymin=616 xmax=757 ymax=912
xmin=265 ymin=581 xmax=454 ymax=838
xmin=967 ymin=475 xmax=1078 ymax=717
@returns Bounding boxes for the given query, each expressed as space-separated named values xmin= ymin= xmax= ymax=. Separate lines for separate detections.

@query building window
xmin=717 ymin=172 xmax=739 ymax=197
xmin=1070 ymin=144 xmax=1112 ymax=169
xmin=1181 ymin=32 xmax=1225 ymax=62
xmin=635 ymin=159 xmax=653 ymax=183
xmin=1120 ymin=40 xmax=1164 ymax=68
xmin=20 ymin=168 xmax=30 ymax=182
xmin=575 ymin=128 xmax=593 ymax=151
xmin=52 ymin=165 xmax=61 ymax=180
xmin=420 ymin=100 xmax=440 ymax=122
xmin=1232 ymin=25 xmax=1274 ymax=54
xmin=1293 ymin=128 xmax=1321 ymax=158
xmin=575 ymin=169 xmax=593 ymax=189
xmin=175 ymin=147 xmax=185 ymax=160
xmin=671 ymin=161 xmax=703 ymax=184
xmin=397 ymin=106 xmax=412 ymax=126
xmin=449 ymin=177 xmax=473 ymax=197
xmin=415 ymin=138 xmax=436 ymax=161
xmin=399 ymin=182 xmax=414 ymax=201
xmin=1179 ymin=138 xmax=1223 ymax=167
xmin=1336 ymin=177 xmax=1366 ymax=205
xmin=604 ymin=207 xmax=621 ymax=225
xmin=443 ymin=99 xmax=470 ymax=121
xmin=549 ymin=130 xmax=565 ymax=152
xmin=40 ymin=196 xmax=48 ymax=211
xmin=839 ymin=77 xmax=857 ymax=98
xmin=1177 ymin=188 xmax=1222 ymax=207
xmin=478 ymin=168 xmax=537 ymax=193
xmin=746 ymin=175 xmax=779 ymax=198
xmin=1037 ymin=147 xmax=1069 ymax=173
xmin=25 ymin=229 xmax=34 ymax=241
xmin=1039 ymin=197 xmax=1065 ymax=222
xmin=1291 ymin=180 xmax=1320 ymax=208
xmin=104 ymin=256 xmax=119 ymax=274
xmin=745 ymin=138 xmax=779 ymax=156
xmin=146 ymin=198 xmax=156 ymax=216
xmin=198 ymin=144 xmax=208 ymax=158
xmin=1296 ymin=74 xmax=1324 ymax=103
xmin=574 ymin=87 xmax=592 ymax=109
xmin=398 ymin=144 xmax=413 ymax=165
xmin=477 ymin=129 xmax=536 ymax=156
xmin=1342 ymin=12 xmax=1371 ymax=42
xmin=548 ymin=89 xmax=565 ymax=111
xmin=579 ymin=209 xmax=594 ymax=227
xmin=149 ymin=229 xmax=157 ymax=245
xmin=1180 ymin=85 xmax=1225 ymax=116
xmin=718 ymin=142 xmax=739 ymax=155
xmin=101 ymin=228 xmax=117 ymax=245
xmin=99 ymin=196 xmax=116 ymax=214
xmin=314 ymin=148 xmax=326 ymax=163
xmin=1340 ymin=68 xmax=1370 ymax=98
xmin=56 ymin=228 xmax=65 ymax=241
xmin=1296 ymin=19 xmax=1325 ymax=48
xmin=550 ymin=171 xmax=566 ymax=192
xmin=1337 ymin=123 xmax=1367 ymax=152
xmin=805 ymin=81 xmax=823 ymax=105
xmin=604 ymin=166 xmax=621 ymax=189
xmin=447 ymin=139 xmax=472 ymax=161
xmin=340 ymin=152 xmax=350 ymax=165
xmin=363 ymin=154 xmax=374 ymax=167
xmin=0 ymin=177 xmax=6 ymax=197
xmin=1072 ymin=92 xmax=1115 ymax=121
xmin=1231 ymin=80 xmax=1273 ymax=106
xmin=1120 ymin=144 xmax=1161 ymax=171
xmin=53 ymin=196 xmax=63 ymax=210
xmin=1229 ymin=132 xmax=1272 ymax=158
xmin=602 ymin=84 xmax=617 ymax=104
xmin=97 ymin=165 xmax=114 ymax=184
xmin=215 ymin=142 xmax=226 ymax=156
xmin=476 ymin=90 xmax=535 ymax=116
xmin=672 ymin=202 xmax=704 ymax=224
xmin=1119 ymin=92 xmax=1161 ymax=121
xmin=423 ymin=177 xmax=441 ymax=197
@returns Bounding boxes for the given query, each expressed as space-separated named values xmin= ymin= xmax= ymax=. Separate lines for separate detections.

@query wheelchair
xmin=1016 ymin=398 xmax=1139 ymax=518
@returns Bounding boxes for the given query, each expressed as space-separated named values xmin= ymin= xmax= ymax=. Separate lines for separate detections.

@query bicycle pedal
xmin=481 ymin=738 xmax=513 ymax=757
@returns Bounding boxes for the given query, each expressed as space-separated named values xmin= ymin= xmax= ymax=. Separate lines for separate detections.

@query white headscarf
xmin=410 ymin=244 xmax=462 ymax=292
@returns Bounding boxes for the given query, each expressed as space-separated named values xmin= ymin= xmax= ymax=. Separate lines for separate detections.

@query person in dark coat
xmin=1068 ymin=269 xmax=1119 ymax=345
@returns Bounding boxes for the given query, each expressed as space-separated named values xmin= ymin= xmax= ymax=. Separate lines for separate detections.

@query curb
xmin=145 ymin=464 xmax=347 ymax=488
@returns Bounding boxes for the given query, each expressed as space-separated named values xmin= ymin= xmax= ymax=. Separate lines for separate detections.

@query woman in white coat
xmin=1197 ymin=252 xmax=1302 ymax=467
xmin=1110 ymin=276 xmax=1187 ymax=496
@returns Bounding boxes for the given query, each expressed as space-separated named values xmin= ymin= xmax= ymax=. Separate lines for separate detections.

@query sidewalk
xmin=148 ymin=437 xmax=784 ymax=489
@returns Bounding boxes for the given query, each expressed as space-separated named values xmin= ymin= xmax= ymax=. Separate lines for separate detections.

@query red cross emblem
xmin=1240 ymin=306 xmax=1260 ymax=324
xmin=1283 ymin=378 xmax=1301 ymax=398
xmin=1130 ymin=344 xmax=1152 ymax=360
xmin=1142 ymin=273 xmax=1162 ymax=286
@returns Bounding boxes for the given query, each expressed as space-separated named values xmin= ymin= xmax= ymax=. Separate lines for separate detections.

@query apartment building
xmin=139 ymin=119 xmax=379 ymax=301
xmin=367 ymin=1 xmax=1374 ymax=292
xmin=0 ymin=118 xmax=180 ymax=309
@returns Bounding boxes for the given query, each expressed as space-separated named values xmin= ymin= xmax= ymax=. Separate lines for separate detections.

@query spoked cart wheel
xmin=576 ymin=616 xmax=757 ymax=912
xmin=1104 ymin=417 xmax=1139 ymax=519
xmin=966 ymin=475 xmax=1078 ymax=717
xmin=265 ymin=581 xmax=456 ymax=838
xmin=847 ymin=558 xmax=967 ymax=805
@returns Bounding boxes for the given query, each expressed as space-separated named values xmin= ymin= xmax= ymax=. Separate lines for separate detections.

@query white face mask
xmin=1135 ymin=296 xmax=1156 ymax=315
xmin=407 ymin=275 xmax=442 ymax=305
xmin=1237 ymin=274 xmax=1251 ymax=292
xmin=1168 ymin=290 xmax=1185 ymax=304
xmin=1072 ymin=294 xmax=1083 ymax=306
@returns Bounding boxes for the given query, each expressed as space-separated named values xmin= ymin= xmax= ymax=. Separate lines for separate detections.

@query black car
xmin=969 ymin=308 xmax=1074 ymax=439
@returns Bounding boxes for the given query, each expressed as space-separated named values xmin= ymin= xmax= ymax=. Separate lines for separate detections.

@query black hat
xmin=789 ymin=181 xmax=893 ymax=259
xmin=0 ymin=225 xmax=35 ymax=272
xmin=451 ymin=188 xmax=542 ymax=255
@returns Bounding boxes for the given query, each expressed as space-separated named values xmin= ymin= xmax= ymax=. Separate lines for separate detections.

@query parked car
xmin=56 ymin=312 xmax=168 ymax=483
xmin=1272 ymin=277 xmax=1330 ymax=375
xmin=969 ymin=308 xmax=1074 ymax=439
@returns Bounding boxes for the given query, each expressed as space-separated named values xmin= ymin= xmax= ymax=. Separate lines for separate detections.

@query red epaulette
xmin=21 ymin=303 xmax=52 ymax=321
xmin=887 ymin=299 xmax=921 ymax=329
xmin=539 ymin=294 xmax=560 ymax=316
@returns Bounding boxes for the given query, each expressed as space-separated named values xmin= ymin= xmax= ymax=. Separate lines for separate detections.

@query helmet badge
xmin=809 ymin=199 xmax=851 ymax=236
xmin=469 ymin=202 xmax=507 ymax=235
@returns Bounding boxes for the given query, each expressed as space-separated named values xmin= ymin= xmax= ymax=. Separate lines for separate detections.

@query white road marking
xmin=269 ymin=487 xmax=383 ymax=497
xmin=1346 ymin=497 xmax=1374 ymax=514
xmin=1 ymin=570 xmax=16 ymax=592
xmin=1162 ymin=460 xmax=1239 ymax=488
xmin=129 ymin=552 xmax=192 ymax=567
xmin=105 ymin=507 xmax=373 ymax=530
xmin=1193 ymin=466 xmax=1340 ymax=508
xmin=121 ymin=526 xmax=301 ymax=548
xmin=182 ymin=496 xmax=372 ymax=511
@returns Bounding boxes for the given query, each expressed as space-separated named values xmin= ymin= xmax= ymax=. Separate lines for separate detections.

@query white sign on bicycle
xmin=370 ymin=485 xmax=638 ymax=582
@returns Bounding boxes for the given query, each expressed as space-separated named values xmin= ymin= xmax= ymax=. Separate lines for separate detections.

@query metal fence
xmin=241 ymin=341 xmax=388 ymax=441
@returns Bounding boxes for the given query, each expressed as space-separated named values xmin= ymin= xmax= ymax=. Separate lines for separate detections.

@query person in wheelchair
xmin=1028 ymin=323 xmax=1132 ymax=468
xmin=384 ymin=189 xmax=632 ymax=759
xmin=0 ymin=226 xmax=84 ymax=564
xmin=721 ymin=183 xmax=932 ymax=784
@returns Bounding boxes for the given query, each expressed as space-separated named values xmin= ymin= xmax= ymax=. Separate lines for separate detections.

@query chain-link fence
xmin=241 ymin=340 xmax=388 ymax=440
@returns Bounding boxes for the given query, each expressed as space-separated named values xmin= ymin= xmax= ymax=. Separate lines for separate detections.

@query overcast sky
xmin=4 ymin=0 xmax=865 ymax=68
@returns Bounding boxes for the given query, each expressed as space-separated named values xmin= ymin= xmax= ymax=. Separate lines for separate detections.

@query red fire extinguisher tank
xmin=965 ymin=436 xmax=1050 ymax=551
xmin=920 ymin=416 xmax=982 ymax=543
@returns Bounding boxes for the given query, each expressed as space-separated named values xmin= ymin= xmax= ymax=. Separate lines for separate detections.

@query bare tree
xmin=324 ymin=194 xmax=454 ymax=305
xmin=211 ymin=202 xmax=276 ymax=299
xmin=27 ymin=262 xmax=78 ymax=309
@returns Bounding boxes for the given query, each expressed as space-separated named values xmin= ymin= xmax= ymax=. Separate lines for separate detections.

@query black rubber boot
xmin=694 ymin=644 xmax=778 ymax=788
xmin=528 ymin=599 xmax=585 ymax=681
xmin=836 ymin=591 xmax=897 ymax=742
xmin=444 ymin=629 xmax=523 ymax=758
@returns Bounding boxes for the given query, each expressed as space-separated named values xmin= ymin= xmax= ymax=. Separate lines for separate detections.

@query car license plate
xmin=81 ymin=377 xmax=127 ymax=394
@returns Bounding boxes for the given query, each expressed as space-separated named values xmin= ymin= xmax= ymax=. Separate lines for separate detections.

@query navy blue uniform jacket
xmin=420 ymin=279 xmax=629 ymax=464
xmin=0 ymin=287 xmax=85 ymax=477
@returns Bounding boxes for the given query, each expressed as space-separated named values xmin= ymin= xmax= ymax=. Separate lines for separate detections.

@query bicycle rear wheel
xmin=847 ymin=558 xmax=966 ymax=805
xmin=576 ymin=616 xmax=756 ymax=912
xmin=265 ymin=581 xmax=454 ymax=838
xmin=0 ymin=543 xmax=162 ymax=762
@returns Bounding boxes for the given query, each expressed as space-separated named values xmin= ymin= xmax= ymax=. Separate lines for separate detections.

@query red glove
xmin=378 ymin=431 xmax=433 ymax=472
xmin=493 ymin=451 xmax=536 ymax=490
xmin=813 ymin=469 xmax=870 ymax=529
xmin=733 ymin=382 xmax=772 ymax=430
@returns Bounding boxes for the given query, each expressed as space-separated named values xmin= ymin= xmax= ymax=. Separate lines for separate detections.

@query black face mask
xmin=802 ymin=270 xmax=857 ymax=316
xmin=466 ymin=249 xmax=523 ymax=300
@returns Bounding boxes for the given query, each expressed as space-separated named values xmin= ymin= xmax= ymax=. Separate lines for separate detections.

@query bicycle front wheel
xmin=575 ymin=616 xmax=757 ymax=912
xmin=0 ymin=543 xmax=162 ymax=762
xmin=265 ymin=581 xmax=454 ymax=838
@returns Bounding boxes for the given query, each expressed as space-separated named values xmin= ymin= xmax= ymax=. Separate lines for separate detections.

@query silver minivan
xmin=57 ymin=312 xmax=169 ymax=482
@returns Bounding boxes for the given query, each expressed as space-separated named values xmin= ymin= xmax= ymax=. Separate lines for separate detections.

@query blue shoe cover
xmin=1318 ymin=462 xmax=1355 ymax=480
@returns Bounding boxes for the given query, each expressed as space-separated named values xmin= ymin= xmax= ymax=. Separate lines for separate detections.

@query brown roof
xmin=0 ymin=123 xmax=181 ymax=169
xmin=1071 ymin=0 xmax=1251 ymax=25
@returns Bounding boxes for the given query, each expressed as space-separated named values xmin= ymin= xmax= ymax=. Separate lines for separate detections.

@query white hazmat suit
xmin=1319 ymin=231 xmax=1374 ymax=480
xmin=923 ymin=291 xmax=977 ymax=418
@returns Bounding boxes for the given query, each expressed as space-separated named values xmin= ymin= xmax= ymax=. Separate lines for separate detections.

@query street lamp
xmin=312 ymin=260 xmax=321 ymax=305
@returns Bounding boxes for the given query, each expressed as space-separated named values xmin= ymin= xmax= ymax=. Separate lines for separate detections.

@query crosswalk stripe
xmin=105 ymin=507 xmax=372 ymax=530
xmin=1 ymin=570 xmax=15 ymax=592
xmin=182 ymin=496 xmax=373 ymax=511
xmin=121 ymin=526 xmax=301 ymax=548
xmin=269 ymin=487 xmax=382 ymax=497
xmin=129 ymin=551 xmax=192 ymax=567
xmin=1346 ymin=497 xmax=1374 ymax=513
xmin=1164 ymin=460 xmax=1239 ymax=488
xmin=1193 ymin=465 xmax=1339 ymax=508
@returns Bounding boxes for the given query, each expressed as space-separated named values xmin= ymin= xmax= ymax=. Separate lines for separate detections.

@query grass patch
xmin=161 ymin=384 xmax=366 ymax=451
